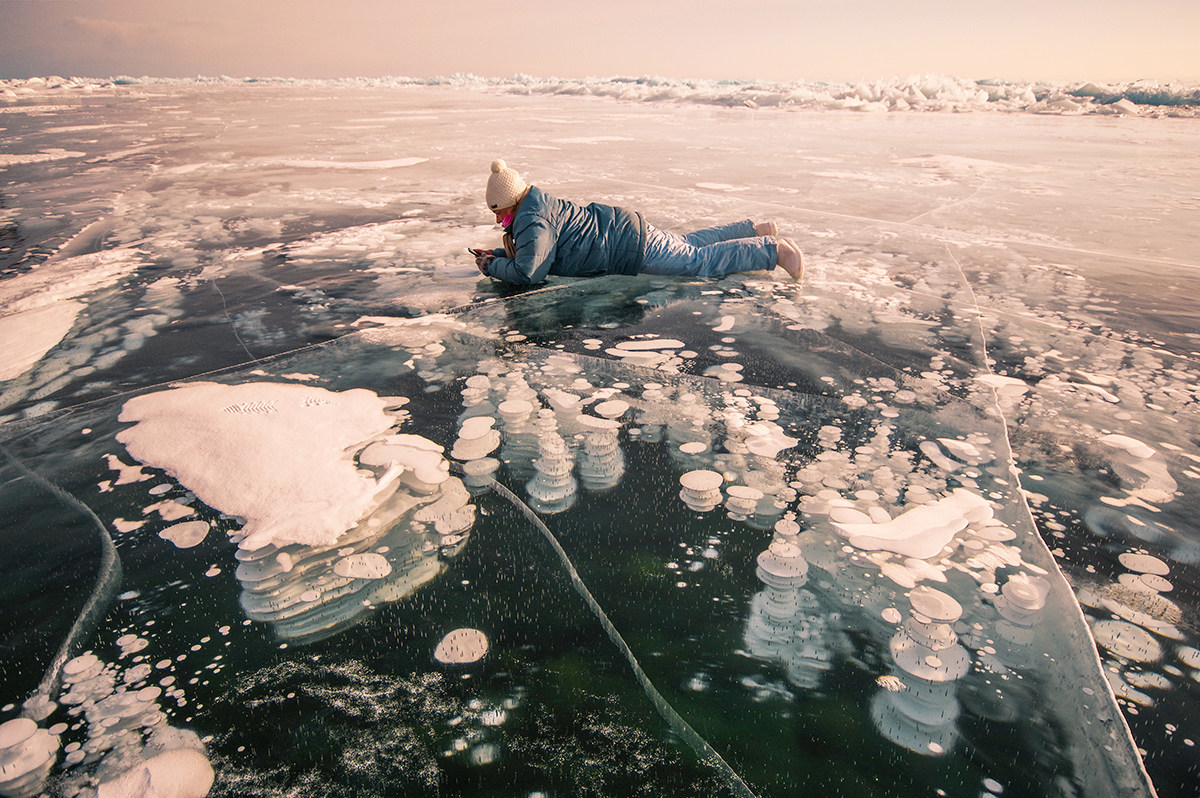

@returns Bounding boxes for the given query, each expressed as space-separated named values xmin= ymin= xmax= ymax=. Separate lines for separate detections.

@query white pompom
xmin=491 ymin=159 xmax=506 ymax=173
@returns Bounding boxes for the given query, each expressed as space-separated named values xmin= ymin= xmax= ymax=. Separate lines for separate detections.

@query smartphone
xmin=468 ymin=248 xmax=491 ymax=258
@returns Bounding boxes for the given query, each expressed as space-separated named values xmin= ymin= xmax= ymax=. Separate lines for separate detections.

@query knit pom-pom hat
xmin=486 ymin=159 xmax=528 ymax=210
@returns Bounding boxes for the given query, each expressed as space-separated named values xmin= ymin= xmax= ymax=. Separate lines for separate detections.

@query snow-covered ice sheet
xmin=1 ymin=81 xmax=1197 ymax=798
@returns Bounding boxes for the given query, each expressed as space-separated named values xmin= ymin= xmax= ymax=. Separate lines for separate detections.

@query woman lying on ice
xmin=472 ymin=160 xmax=804 ymax=285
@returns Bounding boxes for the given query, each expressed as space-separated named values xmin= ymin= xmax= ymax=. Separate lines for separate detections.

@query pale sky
xmin=1 ymin=0 xmax=1197 ymax=84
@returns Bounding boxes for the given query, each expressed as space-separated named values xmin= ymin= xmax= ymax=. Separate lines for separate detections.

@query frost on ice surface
xmin=1 ymin=80 xmax=1197 ymax=798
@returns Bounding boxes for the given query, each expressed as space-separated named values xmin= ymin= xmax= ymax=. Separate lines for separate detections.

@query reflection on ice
xmin=744 ymin=538 xmax=842 ymax=691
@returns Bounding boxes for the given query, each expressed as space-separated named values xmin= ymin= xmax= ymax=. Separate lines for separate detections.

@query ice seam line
xmin=465 ymin=466 xmax=759 ymax=798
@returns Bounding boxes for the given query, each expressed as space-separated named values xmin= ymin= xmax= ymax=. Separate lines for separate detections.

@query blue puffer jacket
xmin=486 ymin=186 xmax=646 ymax=285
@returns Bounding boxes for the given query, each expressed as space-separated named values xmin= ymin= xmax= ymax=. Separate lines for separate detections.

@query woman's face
xmin=494 ymin=206 xmax=514 ymax=225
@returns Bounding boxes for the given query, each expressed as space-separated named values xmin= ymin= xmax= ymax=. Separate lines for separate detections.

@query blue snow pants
xmin=640 ymin=219 xmax=778 ymax=277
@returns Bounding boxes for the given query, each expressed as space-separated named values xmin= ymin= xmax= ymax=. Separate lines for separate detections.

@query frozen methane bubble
xmin=680 ymin=470 xmax=723 ymax=492
xmin=614 ymin=339 xmax=685 ymax=351
xmin=593 ymin=399 xmax=630 ymax=419
xmin=744 ymin=423 xmax=799 ymax=458
xmin=909 ymin=585 xmax=963 ymax=623
xmin=577 ymin=416 xmax=625 ymax=492
xmin=497 ymin=398 xmax=534 ymax=421
xmin=333 ymin=552 xmax=393 ymax=579
xmin=62 ymin=652 xmax=103 ymax=682
xmin=1118 ymin=552 xmax=1170 ymax=576
xmin=360 ymin=434 xmax=451 ymax=489
xmin=831 ymin=488 xmax=992 ymax=559
xmin=434 ymin=628 xmax=489 ymax=665
xmin=919 ymin=440 xmax=962 ymax=472
xmin=525 ymin=415 xmax=577 ymax=513
xmin=680 ymin=470 xmax=723 ymax=512
xmin=1137 ymin=573 xmax=1172 ymax=592
xmin=158 ymin=521 xmax=210 ymax=549
xmin=745 ymin=537 xmax=836 ymax=689
xmin=995 ymin=573 xmax=1050 ymax=627
xmin=118 ymin=382 xmax=400 ymax=550
xmin=873 ymin=585 xmax=970 ymax=756
xmin=1091 ymin=620 xmax=1163 ymax=663
xmin=726 ymin=485 xmax=764 ymax=518
xmin=0 ymin=717 xmax=58 ymax=798
xmin=451 ymin=417 xmax=501 ymax=461
xmin=756 ymin=540 xmax=809 ymax=586
xmin=461 ymin=458 xmax=500 ymax=492
xmin=773 ymin=518 xmax=801 ymax=541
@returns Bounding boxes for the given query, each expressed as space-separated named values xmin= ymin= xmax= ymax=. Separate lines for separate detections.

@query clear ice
xmin=1 ymin=78 xmax=1198 ymax=798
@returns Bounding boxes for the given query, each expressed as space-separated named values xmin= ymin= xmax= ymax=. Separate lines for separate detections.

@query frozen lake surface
xmin=1 ymin=81 xmax=1198 ymax=798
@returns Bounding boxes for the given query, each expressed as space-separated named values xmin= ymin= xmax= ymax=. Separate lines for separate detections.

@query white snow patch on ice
xmin=550 ymin=136 xmax=634 ymax=144
xmin=118 ymin=382 xmax=400 ymax=550
xmin=0 ymin=148 xmax=85 ymax=167
xmin=272 ymin=157 xmax=428 ymax=170
xmin=0 ymin=301 xmax=83 ymax=381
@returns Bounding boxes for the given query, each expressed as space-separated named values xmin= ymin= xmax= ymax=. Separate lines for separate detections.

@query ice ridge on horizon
xmin=3 ymin=73 xmax=1199 ymax=116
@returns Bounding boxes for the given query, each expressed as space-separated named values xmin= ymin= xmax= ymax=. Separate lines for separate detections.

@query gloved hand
xmin=468 ymin=248 xmax=495 ymax=275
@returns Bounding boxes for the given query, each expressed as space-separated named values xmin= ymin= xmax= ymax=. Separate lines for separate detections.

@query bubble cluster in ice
xmin=0 ymin=717 xmax=58 ymax=798
xmin=1073 ymin=551 xmax=1188 ymax=710
xmin=32 ymin=644 xmax=216 ymax=798
xmin=743 ymin=536 xmax=842 ymax=691
xmin=872 ymin=586 xmax=970 ymax=755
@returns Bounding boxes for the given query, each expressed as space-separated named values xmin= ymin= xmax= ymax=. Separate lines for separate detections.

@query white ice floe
xmin=0 ymin=149 xmax=85 ymax=167
xmin=550 ymin=136 xmax=634 ymax=144
xmin=105 ymin=455 xmax=152 ymax=486
xmin=0 ymin=248 xmax=145 ymax=384
xmin=7 ymin=75 xmax=1198 ymax=116
xmin=0 ymin=249 xmax=144 ymax=317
